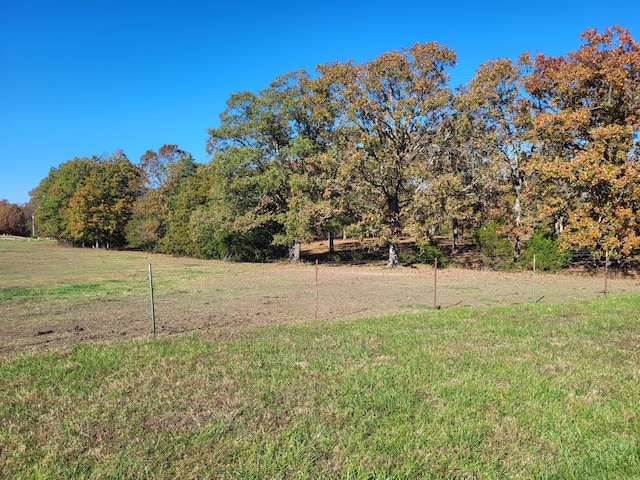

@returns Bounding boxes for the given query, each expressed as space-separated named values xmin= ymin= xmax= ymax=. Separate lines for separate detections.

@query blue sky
xmin=1 ymin=0 xmax=638 ymax=204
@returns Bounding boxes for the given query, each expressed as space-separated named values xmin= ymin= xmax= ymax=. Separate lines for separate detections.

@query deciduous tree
xmin=406 ymin=108 xmax=490 ymax=255
xmin=67 ymin=151 xmax=141 ymax=248
xmin=528 ymin=26 xmax=640 ymax=257
xmin=0 ymin=200 xmax=27 ymax=236
xmin=313 ymin=42 xmax=457 ymax=266
xmin=461 ymin=54 xmax=536 ymax=260
xmin=161 ymin=162 xmax=221 ymax=257
xmin=29 ymin=157 xmax=97 ymax=240
xmin=127 ymin=145 xmax=196 ymax=250
xmin=206 ymin=70 xmax=339 ymax=262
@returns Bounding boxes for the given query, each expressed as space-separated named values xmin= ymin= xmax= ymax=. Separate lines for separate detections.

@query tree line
xmin=20 ymin=26 xmax=640 ymax=268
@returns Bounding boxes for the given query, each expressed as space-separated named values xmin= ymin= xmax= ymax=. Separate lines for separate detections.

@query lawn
xmin=1 ymin=240 xmax=639 ymax=478
xmin=2 ymin=298 xmax=640 ymax=477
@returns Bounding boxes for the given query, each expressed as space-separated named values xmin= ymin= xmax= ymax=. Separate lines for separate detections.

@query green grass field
xmin=2 ymin=292 xmax=640 ymax=478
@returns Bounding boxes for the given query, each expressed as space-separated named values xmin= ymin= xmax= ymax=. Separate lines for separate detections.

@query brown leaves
xmin=307 ymin=42 xmax=457 ymax=248
xmin=527 ymin=26 xmax=640 ymax=256
xmin=0 ymin=202 xmax=27 ymax=235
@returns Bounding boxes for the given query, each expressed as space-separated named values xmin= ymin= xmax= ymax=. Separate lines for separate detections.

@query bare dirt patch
xmin=1 ymin=239 xmax=638 ymax=356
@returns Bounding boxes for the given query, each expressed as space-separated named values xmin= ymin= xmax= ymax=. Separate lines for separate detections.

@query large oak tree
xmin=461 ymin=54 xmax=536 ymax=260
xmin=312 ymin=42 xmax=457 ymax=266
xmin=67 ymin=151 xmax=141 ymax=248
xmin=206 ymin=70 xmax=343 ymax=262
xmin=528 ymin=26 xmax=640 ymax=258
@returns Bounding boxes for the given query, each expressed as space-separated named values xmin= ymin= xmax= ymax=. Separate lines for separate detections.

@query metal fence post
xmin=149 ymin=264 xmax=156 ymax=335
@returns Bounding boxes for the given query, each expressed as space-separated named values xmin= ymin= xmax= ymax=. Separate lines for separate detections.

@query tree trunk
xmin=387 ymin=242 xmax=399 ymax=268
xmin=289 ymin=240 xmax=301 ymax=263
xmin=387 ymin=195 xmax=401 ymax=268
xmin=452 ymin=219 xmax=460 ymax=254
xmin=513 ymin=182 xmax=522 ymax=261
xmin=328 ymin=231 xmax=334 ymax=253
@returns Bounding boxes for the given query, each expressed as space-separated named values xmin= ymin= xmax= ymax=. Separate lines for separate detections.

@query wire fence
xmin=2 ymin=240 xmax=638 ymax=355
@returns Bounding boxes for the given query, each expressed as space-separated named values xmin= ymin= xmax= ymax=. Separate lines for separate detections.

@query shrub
xmin=398 ymin=240 xmax=447 ymax=266
xmin=473 ymin=221 xmax=514 ymax=267
xmin=417 ymin=243 xmax=447 ymax=267
xmin=521 ymin=229 xmax=572 ymax=271
xmin=199 ymin=226 xmax=286 ymax=262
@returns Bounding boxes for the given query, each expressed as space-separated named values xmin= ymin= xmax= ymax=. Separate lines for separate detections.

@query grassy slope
xmin=2 ymin=296 xmax=639 ymax=479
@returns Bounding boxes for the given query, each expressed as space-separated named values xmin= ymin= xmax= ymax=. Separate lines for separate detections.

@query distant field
xmin=1 ymin=239 xmax=638 ymax=355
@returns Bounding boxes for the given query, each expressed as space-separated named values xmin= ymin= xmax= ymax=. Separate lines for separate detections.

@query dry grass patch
xmin=2 ymin=240 xmax=639 ymax=356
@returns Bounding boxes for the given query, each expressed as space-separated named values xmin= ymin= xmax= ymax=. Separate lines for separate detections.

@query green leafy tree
xmin=29 ymin=157 xmax=97 ymax=240
xmin=161 ymin=162 xmax=218 ymax=257
xmin=206 ymin=70 xmax=338 ymax=262
xmin=67 ymin=151 xmax=141 ymax=248
xmin=520 ymin=226 xmax=572 ymax=271
xmin=473 ymin=219 xmax=515 ymax=267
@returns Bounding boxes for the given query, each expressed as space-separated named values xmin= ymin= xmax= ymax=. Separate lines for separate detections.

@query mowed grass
xmin=0 ymin=239 xmax=237 ymax=296
xmin=2 ymin=293 xmax=640 ymax=478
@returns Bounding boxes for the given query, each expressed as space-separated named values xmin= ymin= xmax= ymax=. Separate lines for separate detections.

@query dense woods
xmin=13 ymin=27 xmax=640 ymax=267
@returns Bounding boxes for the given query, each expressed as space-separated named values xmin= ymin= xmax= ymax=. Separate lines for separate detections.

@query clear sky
xmin=1 ymin=0 xmax=638 ymax=204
